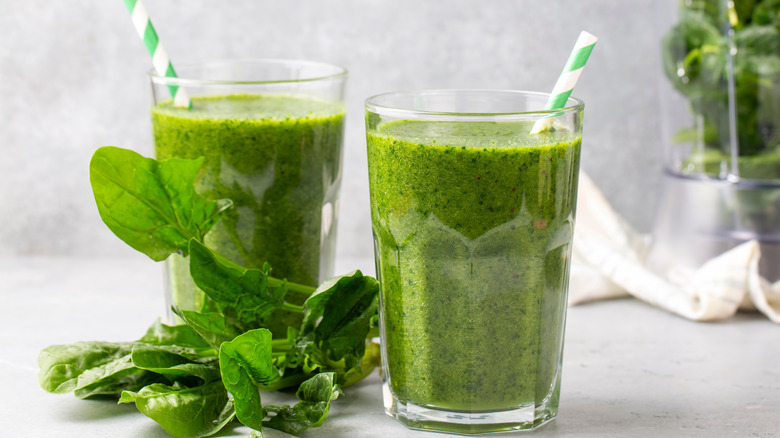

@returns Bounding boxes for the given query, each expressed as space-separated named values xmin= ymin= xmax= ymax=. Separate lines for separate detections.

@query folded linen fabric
xmin=569 ymin=172 xmax=780 ymax=323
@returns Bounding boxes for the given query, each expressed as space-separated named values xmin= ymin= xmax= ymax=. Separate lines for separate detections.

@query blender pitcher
xmin=648 ymin=0 xmax=780 ymax=281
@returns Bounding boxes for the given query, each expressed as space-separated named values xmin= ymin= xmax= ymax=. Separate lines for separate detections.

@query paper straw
xmin=530 ymin=31 xmax=597 ymax=134
xmin=123 ymin=0 xmax=191 ymax=108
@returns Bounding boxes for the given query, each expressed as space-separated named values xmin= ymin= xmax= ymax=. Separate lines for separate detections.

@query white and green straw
xmin=530 ymin=31 xmax=597 ymax=134
xmin=123 ymin=0 xmax=191 ymax=108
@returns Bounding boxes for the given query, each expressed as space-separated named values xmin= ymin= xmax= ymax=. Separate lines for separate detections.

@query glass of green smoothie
xmin=149 ymin=59 xmax=346 ymax=331
xmin=365 ymin=89 xmax=584 ymax=433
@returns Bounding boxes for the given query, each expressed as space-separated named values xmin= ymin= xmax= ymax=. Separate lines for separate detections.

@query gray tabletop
xmin=1 ymin=256 xmax=778 ymax=438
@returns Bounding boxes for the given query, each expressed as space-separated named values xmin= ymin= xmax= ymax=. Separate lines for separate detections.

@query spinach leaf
xmin=189 ymin=239 xmax=310 ymax=330
xmin=219 ymin=328 xmax=280 ymax=430
xmin=89 ymin=146 xmax=231 ymax=261
xmin=173 ymin=308 xmax=241 ymax=349
xmin=295 ymin=271 xmax=379 ymax=373
xmin=39 ymin=341 xmax=217 ymax=399
xmin=130 ymin=344 xmax=220 ymax=383
xmin=39 ymin=325 xmax=218 ymax=399
xmin=120 ymin=381 xmax=234 ymax=438
xmin=661 ymin=10 xmax=724 ymax=96
xmin=752 ymin=0 xmax=780 ymax=26
xmin=734 ymin=25 xmax=780 ymax=57
xmin=138 ymin=319 xmax=212 ymax=350
xmin=263 ymin=372 xmax=342 ymax=435
xmin=39 ymin=342 xmax=137 ymax=394
xmin=74 ymin=371 xmax=165 ymax=399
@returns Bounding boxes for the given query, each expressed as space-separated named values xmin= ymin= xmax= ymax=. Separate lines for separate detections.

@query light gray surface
xmin=0 ymin=0 xmax=674 ymax=260
xmin=2 ymin=255 xmax=779 ymax=438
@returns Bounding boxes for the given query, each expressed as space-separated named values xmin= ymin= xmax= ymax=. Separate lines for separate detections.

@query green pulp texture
xmin=153 ymin=94 xmax=344 ymax=313
xmin=367 ymin=120 xmax=581 ymax=411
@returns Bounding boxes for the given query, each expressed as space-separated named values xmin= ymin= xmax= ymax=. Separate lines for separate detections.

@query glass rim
xmin=365 ymin=89 xmax=585 ymax=118
xmin=148 ymin=58 xmax=347 ymax=86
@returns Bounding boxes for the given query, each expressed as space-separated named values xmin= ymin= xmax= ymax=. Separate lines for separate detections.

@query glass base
xmin=383 ymin=385 xmax=556 ymax=435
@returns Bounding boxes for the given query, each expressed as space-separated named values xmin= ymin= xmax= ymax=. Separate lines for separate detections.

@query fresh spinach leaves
xmin=188 ymin=239 xmax=309 ymax=331
xmin=40 ymin=148 xmax=380 ymax=437
xmin=120 ymin=381 xmax=235 ymax=438
xmin=90 ymin=146 xmax=232 ymax=261
xmin=295 ymin=271 xmax=379 ymax=373
xmin=661 ymin=0 xmax=780 ymax=175
xmin=262 ymin=372 xmax=343 ymax=435
xmin=219 ymin=328 xmax=280 ymax=430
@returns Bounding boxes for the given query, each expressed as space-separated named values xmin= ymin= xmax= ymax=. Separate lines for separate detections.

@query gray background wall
xmin=0 ymin=0 xmax=672 ymax=261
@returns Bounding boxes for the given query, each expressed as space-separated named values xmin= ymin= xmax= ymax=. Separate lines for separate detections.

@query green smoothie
xmin=153 ymin=94 xmax=344 ymax=317
xmin=367 ymin=120 xmax=581 ymax=413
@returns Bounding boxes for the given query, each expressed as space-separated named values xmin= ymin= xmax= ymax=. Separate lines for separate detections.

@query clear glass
xmin=365 ymin=89 xmax=584 ymax=434
xmin=149 ymin=59 xmax=346 ymax=327
xmin=649 ymin=1 xmax=780 ymax=281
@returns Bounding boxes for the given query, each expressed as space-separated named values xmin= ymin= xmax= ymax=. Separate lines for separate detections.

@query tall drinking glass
xmin=365 ymin=90 xmax=584 ymax=433
xmin=149 ymin=60 xmax=346 ymax=332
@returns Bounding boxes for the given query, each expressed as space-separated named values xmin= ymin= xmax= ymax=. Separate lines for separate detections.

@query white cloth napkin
xmin=570 ymin=172 xmax=780 ymax=323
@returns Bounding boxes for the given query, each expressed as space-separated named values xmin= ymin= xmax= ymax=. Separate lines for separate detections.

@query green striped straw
xmin=530 ymin=31 xmax=597 ymax=134
xmin=123 ymin=0 xmax=191 ymax=108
